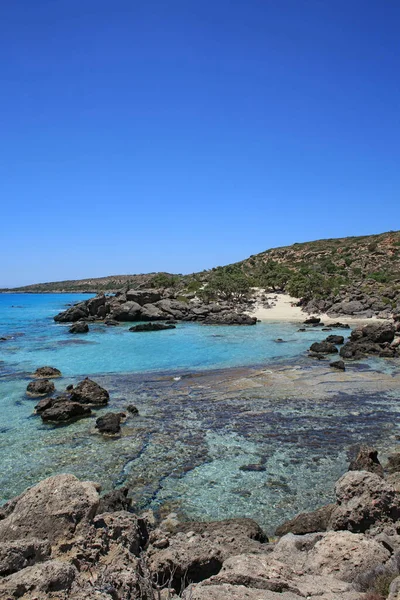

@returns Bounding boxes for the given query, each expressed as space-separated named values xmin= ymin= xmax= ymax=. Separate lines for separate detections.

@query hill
xmin=3 ymin=231 xmax=400 ymax=316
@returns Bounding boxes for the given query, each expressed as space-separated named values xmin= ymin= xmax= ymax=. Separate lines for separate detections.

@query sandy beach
xmin=248 ymin=292 xmax=385 ymax=324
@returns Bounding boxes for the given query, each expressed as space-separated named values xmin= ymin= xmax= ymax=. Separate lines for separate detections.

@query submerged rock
xmin=95 ymin=412 xmax=123 ymax=435
xmin=26 ymin=379 xmax=55 ymax=398
xmin=129 ymin=323 xmax=176 ymax=332
xmin=330 ymin=360 xmax=345 ymax=370
xmin=309 ymin=341 xmax=338 ymax=354
xmin=32 ymin=366 xmax=61 ymax=379
xmin=69 ymin=321 xmax=89 ymax=334
xmin=40 ymin=399 xmax=92 ymax=423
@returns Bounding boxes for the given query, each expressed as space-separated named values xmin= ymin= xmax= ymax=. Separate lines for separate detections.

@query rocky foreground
xmin=1 ymin=448 xmax=400 ymax=599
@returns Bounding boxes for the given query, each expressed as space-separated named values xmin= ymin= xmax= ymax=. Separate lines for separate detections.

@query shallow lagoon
xmin=1 ymin=294 xmax=399 ymax=534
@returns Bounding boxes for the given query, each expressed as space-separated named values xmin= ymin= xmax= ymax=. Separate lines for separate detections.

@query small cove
xmin=0 ymin=293 xmax=399 ymax=534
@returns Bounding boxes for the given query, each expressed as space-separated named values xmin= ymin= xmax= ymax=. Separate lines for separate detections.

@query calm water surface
xmin=0 ymin=293 xmax=399 ymax=533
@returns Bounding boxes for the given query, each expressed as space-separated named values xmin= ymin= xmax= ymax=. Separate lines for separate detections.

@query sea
xmin=1 ymin=293 xmax=399 ymax=534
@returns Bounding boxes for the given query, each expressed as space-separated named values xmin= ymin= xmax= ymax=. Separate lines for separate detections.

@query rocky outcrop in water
xmin=53 ymin=291 xmax=258 ymax=327
xmin=340 ymin=321 xmax=398 ymax=359
xmin=2 ymin=446 xmax=400 ymax=599
xmin=26 ymin=379 xmax=55 ymax=398
xmin=129 ymin=323 xmax=176 ymax=332
xmin=33 ymin=378 xmax=109 ymax=424
xmin=33 ymin=366 xmax=62 ymax=378
xmin=95 ymin=412 xmax=124 ymax=434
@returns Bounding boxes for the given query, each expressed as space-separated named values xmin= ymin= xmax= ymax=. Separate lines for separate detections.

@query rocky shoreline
xmin=53 ymin=290 xmax=257 ymax=327
xmin=1 ymin=446 xmax=400 ymax=599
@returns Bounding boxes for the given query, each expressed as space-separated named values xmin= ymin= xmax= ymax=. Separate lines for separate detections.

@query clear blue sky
xmin=1 ymin=1 xmax=399 ymax=286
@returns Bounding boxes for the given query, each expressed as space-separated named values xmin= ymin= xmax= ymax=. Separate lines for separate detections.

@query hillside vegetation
xmin=3 ymin=231 xmax=400 ymax=314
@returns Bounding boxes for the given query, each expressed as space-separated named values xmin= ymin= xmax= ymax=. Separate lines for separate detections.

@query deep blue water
xmin=1 ymin=294 xmax=398 ymax=533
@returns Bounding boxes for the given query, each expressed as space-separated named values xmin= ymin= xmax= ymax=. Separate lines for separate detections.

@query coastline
xmin=248 ymin=292 xmax=388 ymax=325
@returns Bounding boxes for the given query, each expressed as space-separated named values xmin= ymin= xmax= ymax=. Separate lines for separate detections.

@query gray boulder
xmin=0 ymin=474 xmax=99 ymax=544
xmin=110 ymin=301 xmax=142 ymax=321
xmin=275 ymin=504 xmax=335 ymax=537
xmin=126 ymin=289 xmax=162 ymax=305
xmin=328 ymin=471 xmax=400 ymax=532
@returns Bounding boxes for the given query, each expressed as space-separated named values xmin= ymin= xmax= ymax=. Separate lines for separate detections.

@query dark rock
xmin=202 ymin=312 xmax=257 ymax=326
xmin=126 ymin=289 xmax=162 ymax=305
xmin=239 ymin=464 xmax=266 ymax=472
xmin=329 ymin=322 xmax=351 ymax=329
xmin=110 ymin=301 xmax=142 ymax=321
xmin=129 ymin=323 xmax=176 ymax=332
xmin=321 ymin=327 xmax=332 ymax=331
xmin=32 ymin=366 xmax=61 ymax=379
xmin=275 ymin=504 xmax=335 ymax=536
xmin=26 ymin=379 xmax=55 ymax=398
xmin=0 ymin=539 xmax=51 ymax=576
xmin=325 ymin=335 xmax=345 ymax=345
xmin=330 ymin=360 xmax=345 ymax=371
xmin=40 ymin=399 xmax=92 ymax=423
xmin=304 ymin=317 xmax=320 ymax=324
xmin=308 ymin=352 xmax=326 ymax=360
xmin=86 ymin=294 xmax=106 ymax=316
xmin=298 ymin=328 xmax=306 ymax=332
xmin=69 ymin=321 xmax=89 ymax=334
xmin=274 ymin=338 xmax=285 ymax=343
xmin=54 ymin=304 xmax=88 ymax=323
xmin=70 ymin=378 xmax=109 ymax=405
xmin=95 ymin=412 xmax=122 ymax=435
xmin=309 ymin=341 xmax=338 ymax=354
xmin=348 ymin=445 xmax=384 ymax=477
xmin=126 ymin=405 xmax=139 ymax=415
xmin=355 ymin=322 xmax=395 ymax=344
xmin=97 ymin=487 xmax=132 ymax=514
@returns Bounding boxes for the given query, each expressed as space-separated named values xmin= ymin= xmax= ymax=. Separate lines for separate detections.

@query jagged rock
xmin=110 ymin=301 xmax=142 ymax=321
xmin=325 ymin=335 xmax=345 ymax=344
xmin=348 ymin=446 xmax=384 ymax=477
xmin=309 ymin=342 xmax=338 ymax=354
xmin=95 ymin=412 xmax=123 ymax=435
xmin=26 ymin=379 xmax=55 ymax=398
xmin=97 ymin=488 xmax=132 ymax=514
xmin=0 ymin=538 xmax=51 ymax=576
xmin=32 ymin=366 xmax=61 ymax=378
xmin=275 ymin=504 xmax=335 ymax=536
xmin=198 ymin=553 xmax=364 ymax=599
xmin=126 ymin=404 xmax=139 ymax=415
xmin=69 ymin=321 xmax=89 ymax=333
xmin=0 ymin=474 xmax=99 ymax=544
xmin=330 ymin=360 xmax=345 ymax=370
xmin=54 ymin=304 xmax=88 ymax=323
xmin=0 ymin=560 xmax=77 ymax=597
xmin=352 ymin=322 xmax=396 ymax=344
xmin=86 ymin=294 xmax=106 ymax=316
xmin=147 ymin=518 xmax=268 ymax=591
xmin=126 ymin=289 xmax=162 ymax=305
xmin=93 ymin=511 xmax=142 ymax=555
xmin=70 ymin=378 xmax=109 ymax=405
xmin=329 ymin=471 xmax=400 ymax=532
xmin=140 ymin=303 xmax=169 ymax=320
xmin=273 ymin=531 xmax=390 ymax=583
xmin=188 ymin=583 xmax=304 ymax=599
xmin=40 ymin=399 xmax=92 ymax=423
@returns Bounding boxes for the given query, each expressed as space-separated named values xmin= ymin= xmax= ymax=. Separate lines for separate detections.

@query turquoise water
xmin=1 ymin=293 xmax=399 ymax=533
xmin=0 ymin=293 xmax=348 ymax=376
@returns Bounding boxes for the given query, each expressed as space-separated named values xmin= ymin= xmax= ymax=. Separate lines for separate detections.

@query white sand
xmin=248 ymin=292 xmax=385 ymax=325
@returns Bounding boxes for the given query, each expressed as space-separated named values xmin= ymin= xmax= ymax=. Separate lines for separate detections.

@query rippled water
xmin=1 ymin=293 xmax=399 ymax=533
